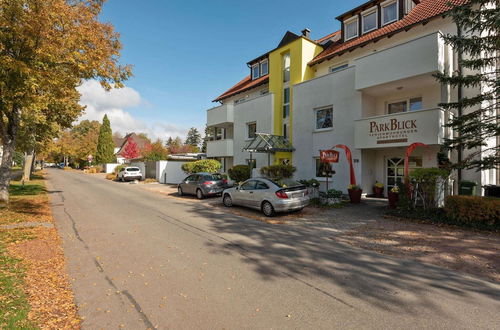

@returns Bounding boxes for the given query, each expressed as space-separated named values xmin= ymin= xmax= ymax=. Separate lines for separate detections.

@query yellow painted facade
xmin=268 ymin=37 xmax=323 ymax=164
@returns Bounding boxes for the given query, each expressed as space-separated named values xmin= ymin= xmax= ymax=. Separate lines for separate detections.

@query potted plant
xmin=347 ymin=184 xmax=362 ymax=204
xmin=388 ymin=186 xmax=399 ymax=209
xmin=373 ymin=181 xmax=384 ymax=198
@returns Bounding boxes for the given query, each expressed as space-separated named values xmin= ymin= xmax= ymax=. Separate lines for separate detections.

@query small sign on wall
xmin=320 ymin=150 xmax=339 ymax=163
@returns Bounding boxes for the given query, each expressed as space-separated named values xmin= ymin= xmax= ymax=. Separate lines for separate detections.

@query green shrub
xmin=113 ymin=164 xmax=126 ymax=174
xmin=260 ymin=164 xmax=296 ymax=180
xmin=325 ymin=189 xmax=343 ymax=198
xmin=298 ymin=179 xmax=320 ymax=188
xmin=228 ymin=165 xmax=251 ymax=183
xmin=409 ymin=167 xmax=450 ymax=209
xmin=181 ymin=159 xmax=221 ymax=174
xmin=444 ymin=196 xmax=500 ymax=228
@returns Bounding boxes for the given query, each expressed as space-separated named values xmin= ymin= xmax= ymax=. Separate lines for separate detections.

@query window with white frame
xmin=283 ymin=53 xmax=290 ymax=83
xmin=260 ymin=59 xmax=268 ymax=76
xmin=315 ymin=158 xmax=333 ymax=178
xmin=283 ymin=87 xmax=290 ymax=118
xmin=315 ymin=107 xmax=333 ymax=130
xmin=344 ymin=17 xmax=358 ymax=40
xmin=329 ymin=63 xmax=348 ymax=73
xmin=252 ymin=64 xmax=260 ymax=80
xmin=247 ymin=122 xmax=257 ymax=139
xmin=387 ymin=97 xmax=423 ymax=114
xmin=362 ymin=8 xmax=378 ymax=33
xmin=382 ymin=0 xmax=398 ymax=25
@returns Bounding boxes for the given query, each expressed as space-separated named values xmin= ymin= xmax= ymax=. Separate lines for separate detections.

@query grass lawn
xmin=0 ymin=173 xmax=79 ymax=329
xmin=0 ymin=177 xmax=44 ymax=329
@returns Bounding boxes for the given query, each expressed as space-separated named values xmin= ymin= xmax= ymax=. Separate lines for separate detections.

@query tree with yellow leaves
xmin=0 ymin=0 xmax=132 ymax=204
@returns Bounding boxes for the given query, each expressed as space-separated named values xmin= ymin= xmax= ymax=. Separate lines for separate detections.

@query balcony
xmin=207 ymin=103 xmax=234 ymax=128
xmin=207 ymin=139 xmax=234 ymax=157
xmin=354 ymin=33 xmax=445 ymax=90
xmin=354 ymin=108 xmax=447 ymax=149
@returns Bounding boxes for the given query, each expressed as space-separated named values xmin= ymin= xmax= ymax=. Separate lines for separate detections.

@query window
xmin=255 ymin=181 xmax=269 ymax=190
xmin=362 ymin=9 xmax=377 ymax=33
xmin=404 ymin=0 xmax=416 ymax=14
xmin=388 ymin=101 xmax=407 ymax=114
xmin=247 ymin=122 xmax=257 ymax=139
xmin=329 ymin=63 xmax=348 ymax=73
xmin=315 ymin=159 xmax=333 ymax=178
xmin=388 ymin=97 xmax=423 ymax=114
xmin=252 ymin=64 xmax=260 ymax=80
xmin=283 ymin=53 xmax=290 ymax=83
xmin=240 ymin=180 xmax=256 ymax=190
xmin=283 ymin=87 xmax=290 ymax=118
xmin=409 ymin=97 xmax=423 ymax=111
xmin=283 ymin=124 xmax=288 ymax=139
xmin=260 ymin=59 xmax=268 ymax=76
xmin=214 ymin=127 xmax=224 ymax=140
xmin=344 ymin=18 xmax=358 ymax=40
xmin=382 ymin=0 xmax=398 ymax=25
xmin=315 ymin=107 xmax=333 ymax=130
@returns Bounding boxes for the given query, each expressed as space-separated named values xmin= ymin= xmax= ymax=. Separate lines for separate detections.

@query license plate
xmin=292 ymin=192 xmax=303 ymax=198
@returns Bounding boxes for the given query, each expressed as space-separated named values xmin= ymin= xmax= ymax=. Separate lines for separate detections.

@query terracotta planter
xmin=373 ymin=186 xmax=384 ymax=198
xmin=388 ymin=191 xmax=399 ymax=209
xmin=348 ymin=189 xmax=362 ymax=204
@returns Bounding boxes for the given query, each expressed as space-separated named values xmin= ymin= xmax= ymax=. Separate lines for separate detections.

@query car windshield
xmin=270 ymin=178 xmax=303 ymax=188
xmin=127 ymin=168 xmax=140 ymax=172
xmin=205 ymin=174 xmax=223 ymax=181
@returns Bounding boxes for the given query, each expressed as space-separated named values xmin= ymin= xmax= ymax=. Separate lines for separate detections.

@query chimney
xmin=301 ymin=28 xmax=311 ymax=39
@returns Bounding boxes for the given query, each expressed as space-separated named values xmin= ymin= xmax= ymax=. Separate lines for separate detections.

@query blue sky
xmin=82 ymin=0 xmax=366 ymax=139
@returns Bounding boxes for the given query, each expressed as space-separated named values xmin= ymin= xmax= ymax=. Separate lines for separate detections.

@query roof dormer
xmin=337 ymin=0 xmax=419 ymax=42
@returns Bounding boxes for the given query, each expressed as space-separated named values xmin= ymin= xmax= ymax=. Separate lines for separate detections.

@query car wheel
xmin=178 ymin=186 xmax=184 ymax=196
xmin=223 ymin=194 xmax=233 ymax=207
xmin=196 ymin=189 xmax=204 ymax=200
xmin=262 ymin=201 xmax=275 ymax=217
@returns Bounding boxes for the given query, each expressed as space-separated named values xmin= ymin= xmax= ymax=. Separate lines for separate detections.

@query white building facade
xmin=206 ymin=0 xmax=498 ymax=196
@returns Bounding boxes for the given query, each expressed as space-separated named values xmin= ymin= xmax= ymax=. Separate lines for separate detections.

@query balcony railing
xmin=206 ymin=139 xmax=234 ymax=157
xmin=354 ymin=108 xmax=447 ymax=149
xmin=207 ymin=103 xmax=234 ymax=127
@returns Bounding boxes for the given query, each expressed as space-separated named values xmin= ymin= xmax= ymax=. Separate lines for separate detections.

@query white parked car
xmin=116 ymin=167 xmax=143 ymax=182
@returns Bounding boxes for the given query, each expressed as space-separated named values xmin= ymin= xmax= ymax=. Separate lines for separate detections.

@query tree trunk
xmin=0 ymin=140 xmax=15 ymax=206
xmin=22 ymin=149 xmax=35 ymax=182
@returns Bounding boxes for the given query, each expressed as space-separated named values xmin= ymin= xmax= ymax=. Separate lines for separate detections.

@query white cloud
xmin=77 ymin=80 xmax=194 ymax=141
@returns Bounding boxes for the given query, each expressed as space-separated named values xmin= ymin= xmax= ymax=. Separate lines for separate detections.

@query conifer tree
xmin=436 ymin=0 xmax=499 ymax=171
xmin=185 ymin=127 xmax=202 ymax=148
xmin=95 ymin=115 xmax=116 ymax=164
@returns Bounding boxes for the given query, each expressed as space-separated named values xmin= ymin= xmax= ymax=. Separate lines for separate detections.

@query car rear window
xmin=204 ymin=174 xmax=223 ymax=181
xmin=270 ymin=178 xmax=303 ymax=188
xmin=127 ymin=168 xmax=140 ymax=172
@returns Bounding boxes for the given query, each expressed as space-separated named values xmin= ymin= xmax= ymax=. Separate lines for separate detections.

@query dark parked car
xmin=178 ymin=173 xmax=228 ymax=199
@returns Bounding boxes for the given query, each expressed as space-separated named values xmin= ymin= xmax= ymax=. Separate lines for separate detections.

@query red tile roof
xmin=316 ymin=30 xmax=341 ymax=44
xmin=213 ymin=74 xmax=269 ymax=102
xmin=310 ymin=0 xmax=468 ymax=65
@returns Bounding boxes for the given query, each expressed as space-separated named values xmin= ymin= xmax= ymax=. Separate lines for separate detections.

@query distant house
xmin=114 ymin=133 xmax=150 ymax=164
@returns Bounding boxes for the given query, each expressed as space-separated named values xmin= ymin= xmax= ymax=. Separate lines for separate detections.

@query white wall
xmin=156 ymin=161 xmax=190 ymax=184
xmin=103 ymin=163 xmax=120 ymax=174
xmin=233 ymin=93 xmax=274 ymax=168
xmin=293 ymin=67 xmax=362 ymax=193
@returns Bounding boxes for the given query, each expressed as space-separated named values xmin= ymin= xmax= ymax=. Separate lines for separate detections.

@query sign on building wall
xmin=320 ymin=150 xmax=339 ymax=163
xmin=354 ymin=109 xmax=445 ymax=149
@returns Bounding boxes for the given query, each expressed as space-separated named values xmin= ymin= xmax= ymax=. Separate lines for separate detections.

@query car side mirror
xmin=236 ymin=186 xmax=240 ymax=191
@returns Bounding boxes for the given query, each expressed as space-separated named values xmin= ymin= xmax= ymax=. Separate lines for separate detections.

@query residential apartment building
xmin=206 ymin=0 xmax=497 ymax=195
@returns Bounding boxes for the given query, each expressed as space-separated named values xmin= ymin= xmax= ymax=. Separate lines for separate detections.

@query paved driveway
xmin=47 ymin=169 xmax=500 ymax=329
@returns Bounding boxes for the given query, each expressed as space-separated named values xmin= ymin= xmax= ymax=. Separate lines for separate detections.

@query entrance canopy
xmin=243 ymin=133 xmax=295 ymax=153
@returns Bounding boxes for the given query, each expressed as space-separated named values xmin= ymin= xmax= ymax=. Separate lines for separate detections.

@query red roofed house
xmin=205 ymin=0 xmax=497 ymax=196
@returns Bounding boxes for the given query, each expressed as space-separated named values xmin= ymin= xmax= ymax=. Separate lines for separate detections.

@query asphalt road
xmin=47 ymin=169 xmax=500 ymax=329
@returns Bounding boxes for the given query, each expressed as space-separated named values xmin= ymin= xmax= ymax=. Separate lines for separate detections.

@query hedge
xmin=260 ymin=164 xmax=296 ymax=180
xmin=444 ymin=196 xmax=500 ymax=228
xmin=181 ymin=159 xmax=221 ymax=174
xmin=228 ymin=165 xmax=251 ymax=183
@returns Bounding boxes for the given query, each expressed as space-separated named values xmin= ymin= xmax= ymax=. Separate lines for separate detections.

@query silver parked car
xmin=222 ymin=178 xmax=309 ymax=217
xmin=178 ymin=173 xmax=228 ymax=199
xmin=116 ymin=167 xmax=143 ymax=182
